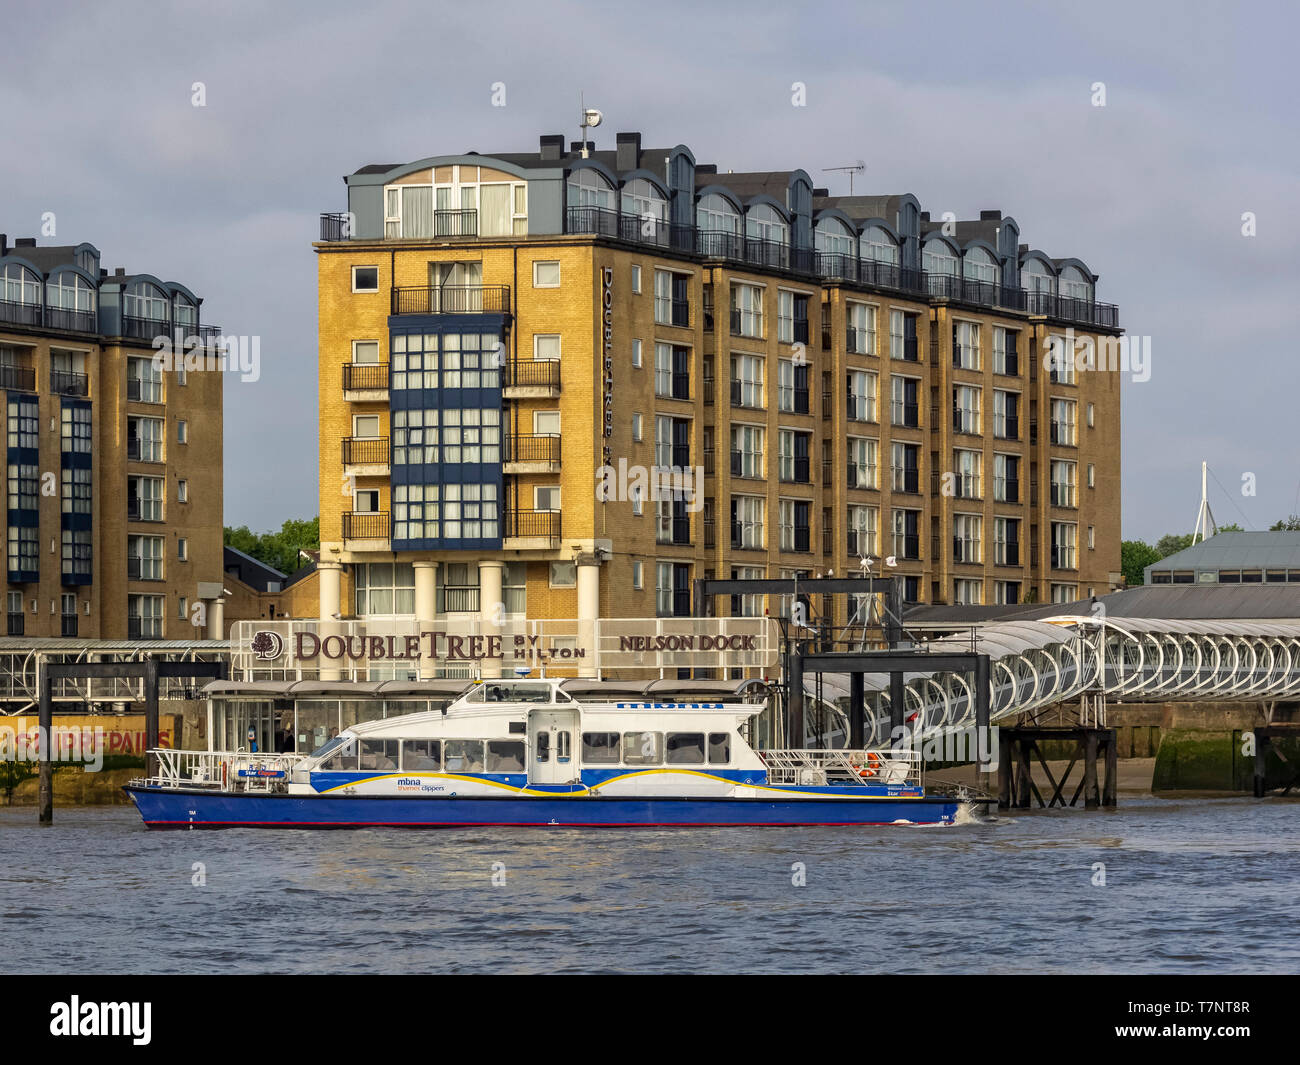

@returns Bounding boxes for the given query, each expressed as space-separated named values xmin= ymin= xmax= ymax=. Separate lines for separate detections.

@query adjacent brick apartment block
xmin=0 ymin=235 xmax=225 ymax=639
xmin=315 ymin=132 xmax=1122 ymax=642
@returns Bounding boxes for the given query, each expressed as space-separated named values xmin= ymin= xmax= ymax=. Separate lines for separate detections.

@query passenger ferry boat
xmin=124 ymin=678 xmax=968 ymax=828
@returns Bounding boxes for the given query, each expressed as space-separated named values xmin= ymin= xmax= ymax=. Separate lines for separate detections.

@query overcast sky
xmin=2 ymin=0 xmax=1295 ymax=542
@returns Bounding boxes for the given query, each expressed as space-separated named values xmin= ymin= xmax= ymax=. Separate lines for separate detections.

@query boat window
xmin=481 ymin=682 xmax=554 ymax=703
xmin=359 ymin=739 xmax=399 ymax=770
xmin=708 ymin=733 xmax=731 ymax=764
xmin=508 ymin=720 xmax=526 ymax=734
xmin=311 ymin=734 xmax=349 ymax=763
xmin=556 ymin=731 xmax=571 ymax=762
xmin=319 ymin=737 xmax=357 ymax=771
xmin=402 ymin=739 xmax=441 ymax=771
xmin=582 ymin=732 xmax=621 ymax=764
xmin=665 ymin=733 xmax=706 ymax=764
xmin=486 ymin=740 xmax=526 ymax=772
xmin=535 ymin=731 xmax=550 ymax=762
xmin=623 ymin=731 xmax=662 ymax=765
xmin=444 ymin=740 xmax=485 ymax=773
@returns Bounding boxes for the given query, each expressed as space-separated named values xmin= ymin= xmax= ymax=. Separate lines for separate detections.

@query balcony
xmin=504 ymin=359 xmax=561 ymax=397
xmin=0 ymin=300 xmax=41 ymax=327
xmin=341 ymin=436 xmax=389 ymax=474
xmin=697 ymin=229 xmax=744 ymax=260
xmin=320 ymin=213 xmax=351 ymax=241
xmin=51 ymin=369 xmax=89 ymax=396
xmin=505 ymin=509 xmax=560 ymax=547
xmin=121 ymin=315 xmax=169 ymax=342
xmin=391 ymin=285 xmax=511 ymax=316
xmin=0 ymin=364 xmax=35 ymax=392
xmin=817 ymin=253 xmax=858 ymax=281
xmin=45 ymin=306 xmax=97 ymax=333
xmin=703 ymin=377 xmax=715 ymax=406
xmin=504 ymin=433 xmax=561 ymax=473
xmin=343 ymin=510 xmax=390 ymax=544
xmin=822 ymin=391 xmax=832 ymax=420
xmin=1027 ymin=291 xmax=1120 ymax=329
xmin=342 ymin=362 xmax=388 ymax=399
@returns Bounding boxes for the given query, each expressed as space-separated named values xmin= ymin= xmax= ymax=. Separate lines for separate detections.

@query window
xmin=953 ymin=449 xmax=982 ymax=499
xmin=128 ymin=535 xmax=164 ymax=581
xmin=7 ymin=463 xmax=36 ymax=513
xmin=654 ymin=270 xmax=689 ymax=327
xmin=730 ymin=424 xmax=764 ymax=479
xmin=128 ymin=416 xmax=164 ymax=462
xmin=778 ymin=499 xmax=811 ymax=552
xmin=953 ymin=385 xmax=982 ymax=435
xmin=666 ymin=733 xmax=706 ymax=765
xmin=353 ymin=414 xmax=381 ymax=439
xmin=623 ymin=731 xmax=663 ymax=766
xmin=550 ymin=561 xmax=577 ymax=588
xmin=632 ymin=561 xmax=643 ymax=590
xmin=533 ymin=334 xmax=560 ymax=361
xmin=1087 ymin=463 xmax=1096 ymax=489
xmin=890 ymin=375 xmax=919 ymax=427
xmin=954 ymin=579 xmax=983 ymax=605
xmin=993 ymin=453 xmax=1020 ymax=503
xmin=1048 ymin=334 xmax=1077 ymax=384
xmin=731 ymin=283 xmax=764 ymax=338
xmin=847 ymin=370 xmax=877 ymax=422
xmin=847 ymin=437 xmax=878 ymax=490
xmin=1051 ymin=522 xmax=1078 ymax=570
xmin=533 ymin=261 xmax=560 ymax=287
xmin=177 ymin=419 xmax=189 ymax=444
xmin=60 ymin=468 xmax=92 ymax=518
xmin=354 ymin=562 xmax=417 ymax=616
xmin=847 ymin=505 xmax=878 ymax=557
xmin=129 ymin=476 xmax=164 ymax=521
xmin=994 ymin=517 xmax=1020 ymax=566
xmin=351 ymin=266 xmax=379 ymax=292
xmin=994 ymin=581 xmax=1020 ymax=605
xmin=994 ymin=328 xmax=1018 ymax=376
xmin=441 ymin=408 xmax=502 ymax=465
xmin=353 ymin=339 xmax=380 ymax=365
xmin=730 ymin=495 xmax=764 ymax=549
xmin=847 ymin=303 xmax=875 ymax=355
xmin=632 ymin=413 xmax=643 ymax=442
xmin=777 ymin=429 xmax=810 ymax=483
xmin=631 ymin=265 xmax=642 ymax=294
xmin=655 ymin=342 xmax=690 ymax=399
xmin=178 ymin=538 xmax=188 ymax=562
xmin=533 ymin=410 xmax=560 ymax=437
xmin=1087 ymin=402 xmax=1095 ymax=428
xmin=730 ymin=354 xmax=764 ymax=409
xmin=1051 ymin=583 xmax=1078 ymax=604
xmin=127 ymin=356 xmax=163 ymax=402
xmin=953 ymin=321 xmax=981 ymax=370
xmin=655 ymin=415 xmax=690 ymax=469
xmin=631 ymin=338 xmax=642 ymax=368
xmin=582 ymin=732 xmax=622 ymax=765
xmin=730 ymin=565 xmax=764 ymax=617
xmin=535 ymin=486 xmax=561 ymax=512
xmin=1051 ymin=459 xmax=1078 ymax=508
xmin=892 ymin=508 xmax=920 ymax=560
xmin=1088 ymin=525 xmax=1096 ymax=550
xmin=993 ymin=389 xmax=1019 ymax=439
xmin=891 ymin=442 xmax=919 ymax=493
xmin=1051 ymin=398 xmax=1078 ymax=446
xmin=953 ymin=514 xmax=982 ymax=564
xmin=128 ymin=594 xmax=164 ymax=638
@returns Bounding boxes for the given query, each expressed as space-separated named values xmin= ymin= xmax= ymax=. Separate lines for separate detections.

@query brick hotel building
xmin=0 ymin=235 xmax=225 ymax=640
xmin=315 ymin=132 xmax=1122 ymax=640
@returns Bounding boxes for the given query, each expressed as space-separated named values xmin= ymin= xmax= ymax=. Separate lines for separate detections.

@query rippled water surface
xmin=2 ymin=798 xmax=1296 ymax=974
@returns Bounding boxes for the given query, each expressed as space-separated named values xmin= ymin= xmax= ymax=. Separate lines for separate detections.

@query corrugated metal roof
xmin=1146 ymin=531 xmax=1300 ymax=574
xmin=0 ymin=638 xmax=230 ymax=651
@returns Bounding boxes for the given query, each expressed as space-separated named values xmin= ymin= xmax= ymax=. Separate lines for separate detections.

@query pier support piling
xmin=997 ymin=727 xmax=1117 ymax=810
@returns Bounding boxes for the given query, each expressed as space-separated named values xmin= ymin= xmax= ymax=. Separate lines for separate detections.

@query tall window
xmin=993 ymin=454 xmax=1019 ymax=503
xmin=777 ymin=358 xmax=809 ymax=413
xmin=730 ymin=354 xmax=764 ymax=409
xmin=778 ymin=499 xmax=810 ymax=552
xmin=777 ymin=429 xmax=809 ymax=483
xmin=1051 ymin=398 xmax=1078 ymax=446
xmin=848 ymin=505 xmax=878 ymax=556
xmin=994 ymin=517 xmax=1020 ymax=566
xmin=128 ymin=535 xmax=164 ymax=581
xmin=847 ymin=303 xmax=875 ymax=355
xmin=953 ymin=448 xmax=982 ymax=499
xmin=953 ymin=514 xmax=982 ymax=564
xmin=730 ymin=425 xmax=764 ymax=479
xmin=847 ymin=370 xmax=877 ymax=422
xmin=953 ymin=385 xmax=982 ymax=435
xmin=128 ymin=594 xmax=164 ymax=638
xmin=953 ymin=321 xmax=981 ymax=370
xmin=954 ymin=579 xmax=983 ymax=605
xmin=993 ymin=390 xmax=1019 ymax=439
xmin=730 ymin=495 xmax=764 ymax=549
xmin=1051 ymin=459 xmax=1078 ymax=508
xmin=891 ymin=442 xmax=919 ymax=493
xmin=993 ymin=327 xmax=1018 ymax=375
xmin=890 ymin=375 xmax=919 ymax=427
xmin=355 ymin=562 xmax=417 ymax=616
xmin=1051 ymin=522 xmax=1078 ymax=570
xmin=731 ymin=283 xmax=764 ymax=338
xmin=847 ymin=437 xmax=878 ymax=490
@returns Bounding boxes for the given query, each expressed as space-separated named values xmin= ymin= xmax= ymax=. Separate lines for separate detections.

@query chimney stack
xmin=539 ymin=134 xmax=564 ymax=161
xmin=615 ymin=132 xmax=641 ymax=173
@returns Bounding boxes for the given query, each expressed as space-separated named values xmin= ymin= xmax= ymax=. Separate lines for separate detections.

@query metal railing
xmin=391 ymin=285 xmax=511 ymax=315
xmin=0 ymin=364 xmax=35 ymax=391
xmin=134 ymin=749 xmax=309 ymax=793
xmin=342 ymin=363 xmax=388 ymax=391
xmin=757 ymin=749 xmax=921 ymax=787
xmin=320 ymin=213 xmax=351 ymax=241
xmin=506 ymin=509 xmax=560 ymax=542
xmin=0 ymin=299 xmax=41 ymax=327
xmin=45 ymin=307 xmax=97 ymax=332
xmin=440 ymin=586 xmax=481 ymax=613
xmin=121 ymin=314 xmax=169 ymax=341
xmin=343 ymin=511 xmax=389 ymax=540
xmin=50 ymin=369 xmax=89 ymax=396
xmin=506 ymin=433 xmax=560 ymax=464
xmin=506 ymin=360 xmax=561 ymax=389
xmin=341 ymin=437 xmax=389 ymax=465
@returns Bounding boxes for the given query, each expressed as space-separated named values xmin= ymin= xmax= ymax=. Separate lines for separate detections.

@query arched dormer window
xmin=125 ymin=281 xmax=168 ymax=322
xmin=1 ymin=262 xmax=41 ymax=307
xmin=620 ymin=178 xmax=667 ymax=222
xmin=47 ymin=272 xmax=96 ymax=313
xmin=861 ymin=226 xmax=899 ymax=265
xmin=1021 ymin=258 xmax=1056 ymax=295
xmin=697 ymin=194 xmax=741 ymax=235
xmin=174 ymin=293 xmax=197 ymax=328
xmin=1059 ymin=265 xmax=1093 ymax=302
xmin=814 ymin=217 xmax=854 ymax=257
xmin=923 ymin=238 xmax=958 ymax=277
xmin=745 ymin=203 xmax=788 ymax=245
xmin=566 ymin=167 xmax=615 ymax=211
xmin=963 ymin=246 xmax=998 ymax=285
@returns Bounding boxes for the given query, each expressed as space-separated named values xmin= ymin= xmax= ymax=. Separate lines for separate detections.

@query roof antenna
xmin=823 ymin=161 xmax=866 ymax=195
xmin=1191 ymin=460 xmax=1218 ymax=545
xmin=579 ymin=94 xmax=602 ymax=159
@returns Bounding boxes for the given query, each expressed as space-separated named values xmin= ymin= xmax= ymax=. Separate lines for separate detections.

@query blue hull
xmin=124 ymin=787 xmax=960 ymax=828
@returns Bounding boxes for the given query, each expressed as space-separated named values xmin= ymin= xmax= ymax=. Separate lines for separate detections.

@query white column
xmin=478 ymin=560 xmax=505 ymax=680
xmin=576 ymin=553 xmax=601 ymax=679
xmin=414 ymin=560 xmax=438 ymax=679
xmin=318 ymin=561 xmax=344 ymax=682
xmin=206 ymin=598 xmax=225 ymax=640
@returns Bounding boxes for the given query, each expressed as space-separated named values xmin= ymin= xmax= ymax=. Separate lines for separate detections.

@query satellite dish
xmin=885 ymin=555 xmax=898 ymax=568
xmin=583 ymin=109 xmax=603 ymax=128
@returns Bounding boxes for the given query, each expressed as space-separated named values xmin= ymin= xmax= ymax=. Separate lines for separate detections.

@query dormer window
xmin=1059 ymin=265 xmax=1093 ymax=302
xmin=174 ymin=294 xmax=197 ymax=329
xmin=1022 ymin=258 xmax=1056 ymax=295
xmin=697 ymin=194 xmax=740 ymax=235
xmin=384 ymin=166 xmax=527 ymax=239
xmin=621 ymin=178 xmax=667 ymax=223
xmin=814 ymin=217 xmax=854 ymax=257
xmin=922 ymin=238 xmax=958 ymax=277
xmin=861 ymin=226 xmax=899 ymax=265
xmin=47 ymin=272 xmax=96 ymax=313
xmin=745 ymin=203 xmax=788 ymax=245
xmin=1 ymin=263 xmax=41 ymax=306
xmin=963 ymin=246 xmax=998 ymax=285
xmin=567 ymin=167 xmax=615 ymax=210
xmin=125 ymin=281 xmax=168 ymax=321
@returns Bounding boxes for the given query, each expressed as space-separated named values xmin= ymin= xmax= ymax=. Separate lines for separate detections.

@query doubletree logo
xmin=250 ymin=630 xmax=285 ymax=660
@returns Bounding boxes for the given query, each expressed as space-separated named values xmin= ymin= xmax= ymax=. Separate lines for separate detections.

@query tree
xmin=1121 ymin=539 xmax=1161 ymax=586
xmin=224 ymin=517 xmax=320 ymax=576
xmin=1270 ymin=515 xmax=1300 ymax=531
xmin=1154 ymin=533 xmax=1194 ymax=559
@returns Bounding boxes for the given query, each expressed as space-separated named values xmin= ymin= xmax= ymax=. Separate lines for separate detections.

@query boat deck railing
xmin=757 ymin=749 xmax=921 ymax=787
xmin=131 ymin=749 xmax=309 ymax=793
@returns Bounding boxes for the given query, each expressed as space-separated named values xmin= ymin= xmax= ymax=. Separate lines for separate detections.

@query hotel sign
xmin=601 ymin=266 xmax=614 ymax=469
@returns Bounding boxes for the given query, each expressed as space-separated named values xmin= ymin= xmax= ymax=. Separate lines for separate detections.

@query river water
xmin=1 ymin=798 xmax=1296 ymax=974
